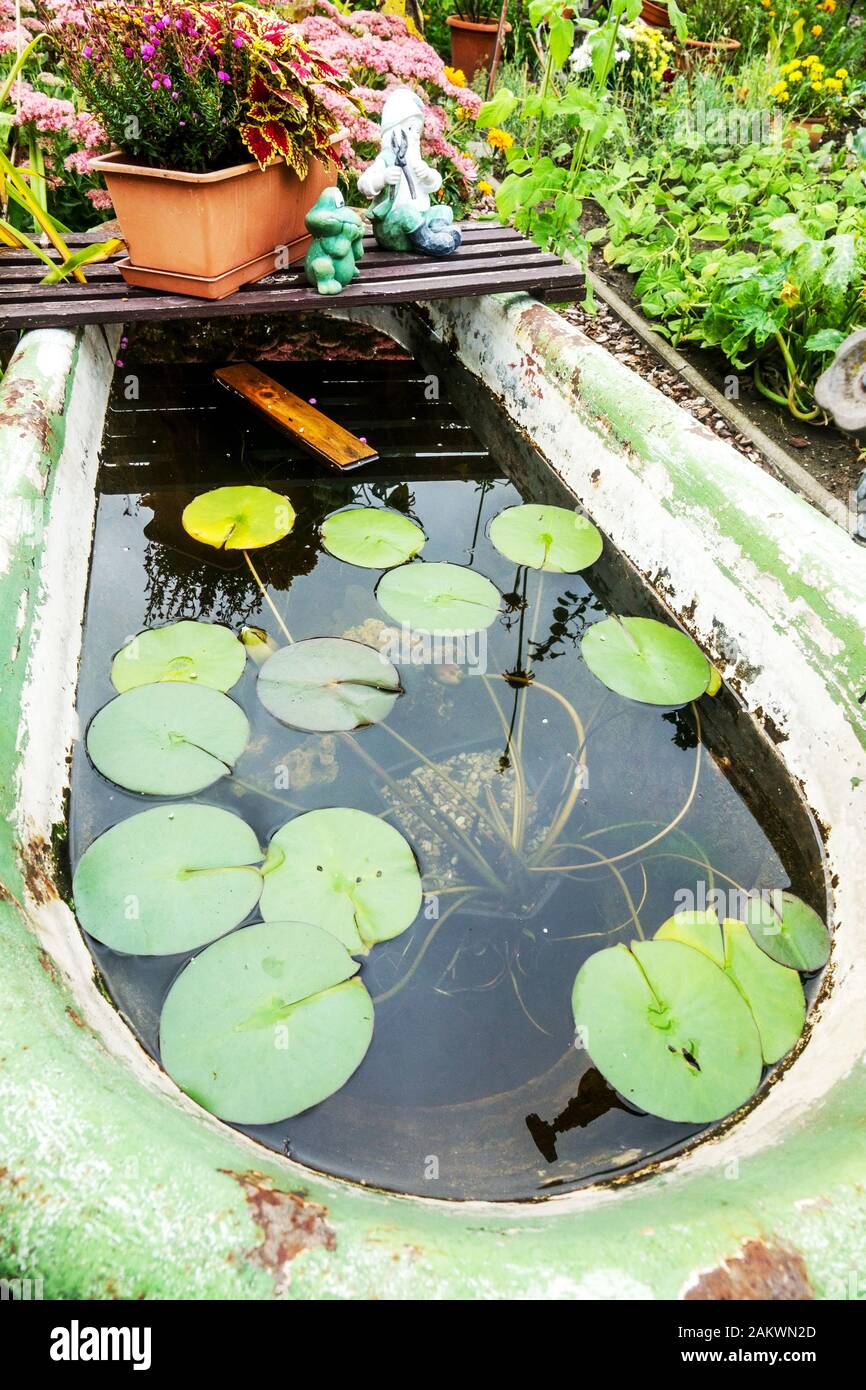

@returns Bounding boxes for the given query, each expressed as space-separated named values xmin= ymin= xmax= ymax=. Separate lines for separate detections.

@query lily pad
xmin=376 ymin=562 xmax=501 ymax=634
xmin=571 ymin=939 xmax=762 ymax=1123
xmin=257 ymin=637 xmax=401 ymax=732
xmin=159 ymin=920 xmax=373 ymax=1123
xmin=86 ymin=683 xmax=249 ymax=795
xmin=488 ymin=504 xmax=603 ymax=572
xmin=72 ymin=804 xmax=263 ymax=955
xmin=744 ymin=892 xmax=830 ymax=972
xmin=655 ymin=909 xmax=724 ymax=966
xmin=321 ymin=508 xmax=426 ymax=569
xmin=655 ymin=911 xmax=805 ymax=1064
xmin=181 ymin=485 xmax=295 ymax=550
xmin=260 ymin=807 xmax=422 ymax=955
xmin=723 ymin=919 xmax=805 ymax=1064
xmin=111 ymin=621 xmax=246 ymax=693
xmin=581 ymin=616 xmax=711 ymax=705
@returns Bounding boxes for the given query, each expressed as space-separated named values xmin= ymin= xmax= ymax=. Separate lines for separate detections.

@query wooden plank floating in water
xmin=0 ymin=223 xmax=584 ymax=330
xmin=214 ymin=363 xmax=378 ymax=471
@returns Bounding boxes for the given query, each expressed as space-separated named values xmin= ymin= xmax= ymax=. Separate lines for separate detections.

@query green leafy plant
xmin=596 ymin=135 xmax=866 ymax=419
xmin=0 ymin=34 xmax=120 ymax=283
xmin=476 ymin=0 xmax=685 ymax=263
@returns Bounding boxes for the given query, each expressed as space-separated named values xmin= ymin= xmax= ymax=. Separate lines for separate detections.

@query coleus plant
xmin=53 ymin=1 xmax=351 ymax=176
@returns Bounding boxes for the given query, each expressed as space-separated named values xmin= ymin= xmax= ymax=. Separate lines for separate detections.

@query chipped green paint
xmin=0 ymin=308 xmax=865 ymax=1299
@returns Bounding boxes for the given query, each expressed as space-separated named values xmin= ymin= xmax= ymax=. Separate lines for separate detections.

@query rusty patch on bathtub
xmin=223 ymin=1169 xmax=336 ymax=1295
xmin=683 ymin=1237 xmax=814 ymax=1300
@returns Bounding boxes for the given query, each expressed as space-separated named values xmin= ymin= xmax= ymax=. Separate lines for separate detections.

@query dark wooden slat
xmin=0 ymin=237 xmax=540 ymax=285
xmin=0 ymin=219 xmax=583 ymax=329
xmin=0 ymin=249 xmax=564 ymax=304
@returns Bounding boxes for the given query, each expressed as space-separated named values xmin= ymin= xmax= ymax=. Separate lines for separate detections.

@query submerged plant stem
xmin=372 ymin=892 xmax=475 ymax=1004
xmin=244 ymin=550 xmax=293 ymax=643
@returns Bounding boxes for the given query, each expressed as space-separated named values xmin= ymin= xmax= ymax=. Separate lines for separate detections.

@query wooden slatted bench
xmin=0 ymin=222 xmax=583 ymax=332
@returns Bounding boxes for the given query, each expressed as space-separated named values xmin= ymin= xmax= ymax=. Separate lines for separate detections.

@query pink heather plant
xmin=294 ymin=2 xmax=480 ymax=210
xmin=2 ymin=1 xmax=109 ymax=227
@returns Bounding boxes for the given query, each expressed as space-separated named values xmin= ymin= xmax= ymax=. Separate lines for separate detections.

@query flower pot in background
xmin=89 ymin=151 xmax=334 ymax=299
xmin=447 ymin=16 xmax=512 ymax=81
xmin=640 ymin=1 xmax=671 ymax=27
xmin=677 ymin=36 xmax=741 ymax=70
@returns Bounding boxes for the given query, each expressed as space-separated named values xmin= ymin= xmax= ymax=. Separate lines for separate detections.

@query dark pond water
xmin=69 ymin=351 xmax=825 ymax=1201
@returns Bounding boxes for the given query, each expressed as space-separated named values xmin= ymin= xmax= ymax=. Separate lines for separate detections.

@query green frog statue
xmin=358 ymin=87 xmax=462 ymax=256
xmin=304 ymin=187 xmax=365 ymax=295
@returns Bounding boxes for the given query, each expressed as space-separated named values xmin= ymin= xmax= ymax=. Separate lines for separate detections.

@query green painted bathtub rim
xmin=0 ymin=321 xmax=863 ymax=1300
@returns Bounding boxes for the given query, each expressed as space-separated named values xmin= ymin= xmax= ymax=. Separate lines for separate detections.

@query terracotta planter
xmin=785 ymin=118 xmax=827 ymax=151
xmin=89 ymin=151 xmax=334 ymax=299
xmin=640 ymin=0 xmax=671 ymax=26
xmin=447 ymin=15 xmax=512 ymax=81
xmin=677 ymin=36 xmax=741 ymax=70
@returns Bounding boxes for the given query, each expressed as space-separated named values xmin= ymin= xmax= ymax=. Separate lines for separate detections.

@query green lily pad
xmin=571 ymin=939 xmax=762 ymax=1123
xmin=376 ymin=562 xmax=501 ymax=635
xmin=654 ymin=911 xmax=805 ymax=1064
xmin=181 ymin=485 xmax=295 ymax=550
xmin=581 ymin=616 xmax=711 ymax=705
xmin=257 ymin=638 xmax=401 ymax=733
xmin=260 ymin=807 xmax=422 ymax=955
xmin=744 ymin=892 xmax=830 ymax=972
xmin=321 ymin=508 xmax=426 ymax=569
xmin=159 ymin=920 xmax=373 ymax=1123
xmin=86 ymin=683 xmax=249 ymax=795
xmin=488 ymin=504 xmax=603 ymax=572
xmin=111 ymin=621 xmax=246 ymax=694
xmin=72 ymin=804 xmax=263 ymax=955
xmin=656 ymin=909 xmax=724 ymax=966
xmin=723 ymin=919 xmax=805 ymax=1064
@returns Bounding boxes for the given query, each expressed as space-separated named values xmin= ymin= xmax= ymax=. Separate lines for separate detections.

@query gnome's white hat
xmin=379 ymin=86 xmax=425 ymax=137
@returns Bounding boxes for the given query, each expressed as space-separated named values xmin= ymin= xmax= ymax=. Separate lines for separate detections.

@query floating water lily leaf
xmin=260 ymin=807 xmax=422 ymax=955
xmin=655 ymin=910 xmax=805 ymax=1064
xmin=159 ymin=920 xmax=373 ymax=1123
xmin=723 ymin=919 xmax=805 ymax=1064
xmin=111 ymin=621 xmax=246 ymax=693
xmin=72 ymin=804 xmax=263 ymax=955
xmin=321 ymin=507 xmax=426 ymax=569
xmin=376 ymin=562 xmax=501 ymax=634
xmin=257 ymin=637 xmax=401 ymax=732
xmin=488 ymin=504 xmax=603 ymax=572
xmin=571 ymin=939 xmax=762 ymax=1123
xmin=744 ymin=892 xmax=830 ymax=972
xmin=581 ymin=616 xmax=711 ymax=705
xmin=86 ymin=683 xmax=249 ymax=795
xmin=181 ymin=485 xmax=295 ymax=550
xmin=655 ymin=909 xmax=724 ymax=966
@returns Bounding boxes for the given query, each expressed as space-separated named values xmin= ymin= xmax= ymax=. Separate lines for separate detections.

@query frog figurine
xmin=304 ymin=186 xmax=365 ymax=295
xmin=357 ymin=87 xmax=462 ymax=256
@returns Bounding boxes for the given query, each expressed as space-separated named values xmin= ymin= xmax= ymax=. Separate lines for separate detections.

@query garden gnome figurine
xmin=358 ymin=87 xmax=462 ymax=256
xmin=304 ymin=187 xmax=365 ymax=295
xmin=814 ymin=328 xmax=866 ymax=541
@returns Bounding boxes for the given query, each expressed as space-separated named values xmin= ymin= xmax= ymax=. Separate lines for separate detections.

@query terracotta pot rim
xmin=446 ymin=15 xmax=512 ymax=33
xmin=684 ymin=36 xmax=741 ymax=51
xmin=90 ymin=130 xmax=346 ymax=184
